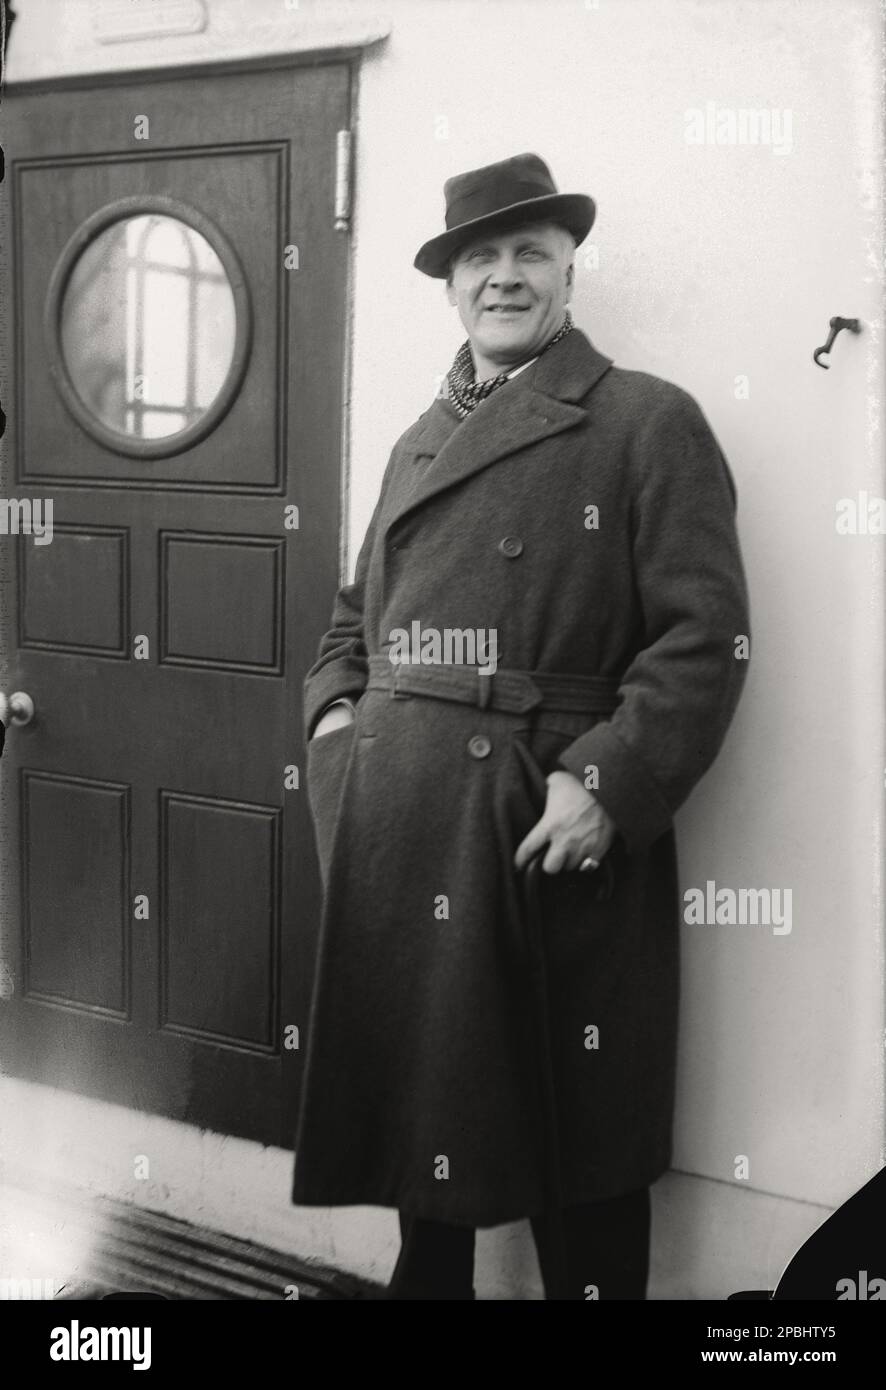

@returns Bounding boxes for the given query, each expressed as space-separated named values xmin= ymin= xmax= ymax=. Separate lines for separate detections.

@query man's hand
xmin=514 ymin=770 xmax=617 ymax=874
xmin=312 ymin=700 xmax=356 ymax=740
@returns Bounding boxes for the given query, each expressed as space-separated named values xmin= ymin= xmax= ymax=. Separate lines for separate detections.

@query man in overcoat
xmin=292 ymin=153 xmax=750 ymax=1300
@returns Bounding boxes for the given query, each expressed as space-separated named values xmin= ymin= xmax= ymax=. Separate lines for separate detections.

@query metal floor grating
xmin=0 ymin=1178 xmax=383 ymax=1301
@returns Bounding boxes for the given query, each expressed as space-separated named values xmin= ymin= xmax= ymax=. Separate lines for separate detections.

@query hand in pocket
xmin=312 ymin=701 xmax=356 ymax=740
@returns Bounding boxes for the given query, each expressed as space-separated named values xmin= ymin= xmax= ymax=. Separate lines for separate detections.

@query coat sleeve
xmin=303 ymin=458 xmax=394 ymax=741
xmin=556 ymin=385 xmax=750 ymax=854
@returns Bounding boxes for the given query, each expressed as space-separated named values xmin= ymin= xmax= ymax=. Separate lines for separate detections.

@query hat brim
xmin=413 ymin=192 xmax=595 ymax=278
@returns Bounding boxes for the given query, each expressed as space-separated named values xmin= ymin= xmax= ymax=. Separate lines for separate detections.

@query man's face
xmin=445 ymin=221 xmax=574 ymax=369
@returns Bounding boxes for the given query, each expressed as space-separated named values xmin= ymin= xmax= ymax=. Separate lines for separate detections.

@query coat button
xmin=467 ymin=734 xmax=492 ymax=759
xmin=498 ymin=535 xmax=524 ymax=558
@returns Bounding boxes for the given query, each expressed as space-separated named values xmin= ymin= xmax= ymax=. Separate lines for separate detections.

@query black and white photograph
xmin=0 ymin=0 xmax=884 ymax=1351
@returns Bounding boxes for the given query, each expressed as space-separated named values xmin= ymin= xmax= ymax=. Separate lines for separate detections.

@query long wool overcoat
xmin=292 ymin=328 xmax=750 ymax=1229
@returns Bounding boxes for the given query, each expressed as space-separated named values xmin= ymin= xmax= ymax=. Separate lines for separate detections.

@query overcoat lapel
xmin=382 ymin=329 xmax=614 ymax=538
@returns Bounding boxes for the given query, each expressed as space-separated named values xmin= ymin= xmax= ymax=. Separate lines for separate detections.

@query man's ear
xmin=565 ymin=260 xmax=575 ymax=302
xmin=445 ymin=275 xmax=458 ymax=306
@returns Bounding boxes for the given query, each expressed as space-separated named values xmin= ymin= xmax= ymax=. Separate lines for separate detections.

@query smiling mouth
xmin=485 ymin=305 xmax=530 ymax=314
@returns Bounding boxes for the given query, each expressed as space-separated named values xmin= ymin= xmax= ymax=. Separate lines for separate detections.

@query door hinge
xmin=334 ymin=130 xmax=353 ymax=233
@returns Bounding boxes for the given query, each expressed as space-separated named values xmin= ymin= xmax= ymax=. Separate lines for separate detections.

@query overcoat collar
xmin=383 ymin=327 xmax=614 ymax=537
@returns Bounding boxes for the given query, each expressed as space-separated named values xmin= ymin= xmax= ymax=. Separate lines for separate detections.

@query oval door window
xmin=45 ymin=198 xmax=252 ymax=458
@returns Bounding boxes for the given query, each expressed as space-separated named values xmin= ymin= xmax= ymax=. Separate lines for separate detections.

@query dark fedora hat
xmin=414 ymin=152 xmax=595 ymax=279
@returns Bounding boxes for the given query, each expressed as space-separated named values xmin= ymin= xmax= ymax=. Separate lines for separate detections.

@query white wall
xmin=3 ymin=0 xmax=883 ymax=1296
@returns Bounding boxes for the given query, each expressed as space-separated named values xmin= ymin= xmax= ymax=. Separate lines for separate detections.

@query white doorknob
xmin=0 ymin=691 xmax=35 ymax=727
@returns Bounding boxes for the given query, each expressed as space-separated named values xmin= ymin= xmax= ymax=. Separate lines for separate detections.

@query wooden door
xmin=0 ymin=59 xmax=350 ymax=1147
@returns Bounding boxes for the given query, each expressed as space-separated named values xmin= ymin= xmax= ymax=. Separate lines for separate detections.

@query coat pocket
xmin=511 ymin=732 xmax=550 ymax=814
xmin=513 ymin=710 xmax=605 ymax=790
xmin=307 ymin=721 xmax=357 ymax=881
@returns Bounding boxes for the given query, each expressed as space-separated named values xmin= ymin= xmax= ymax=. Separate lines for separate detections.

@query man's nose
xmin=488 ymin=257 xmax=524 ymax=287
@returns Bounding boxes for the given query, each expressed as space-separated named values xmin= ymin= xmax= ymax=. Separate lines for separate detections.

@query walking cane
xmin=520 ymin=849 xmax=569 ymax=1300
xmin=520 ymin=848 xmax=616 ymax=1301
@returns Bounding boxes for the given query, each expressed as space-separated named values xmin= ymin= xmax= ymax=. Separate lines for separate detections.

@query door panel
xmin=0 ymin=61 xmax=349 ymax=1147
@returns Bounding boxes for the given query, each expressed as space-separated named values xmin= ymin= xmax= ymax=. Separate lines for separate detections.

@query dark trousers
xmin=385 ymin=1186 xmax=651 ymax=1300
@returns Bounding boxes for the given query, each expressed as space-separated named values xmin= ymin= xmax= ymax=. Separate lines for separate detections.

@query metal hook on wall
xmin=813 ymin=316 xmax=861 ymax=369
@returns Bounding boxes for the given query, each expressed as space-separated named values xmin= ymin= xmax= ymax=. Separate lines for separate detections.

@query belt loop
xmin=391 ymin=662 xmax=404 ymax=699
xmin=477 ymin=666 xmax=492 ymax=710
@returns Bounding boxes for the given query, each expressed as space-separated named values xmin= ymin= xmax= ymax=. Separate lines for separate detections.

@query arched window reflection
xmin=60 ymin=214 xmax=237 ymax=441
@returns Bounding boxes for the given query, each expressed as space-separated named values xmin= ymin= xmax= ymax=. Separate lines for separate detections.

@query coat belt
xmin=366 ymin=655 xmax=621 ymax=715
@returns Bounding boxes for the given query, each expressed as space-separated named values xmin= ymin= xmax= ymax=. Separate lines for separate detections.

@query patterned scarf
xmin=445 ymin=309 xmax=574 ymax=419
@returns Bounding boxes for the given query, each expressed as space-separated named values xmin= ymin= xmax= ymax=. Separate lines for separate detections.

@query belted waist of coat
xmin=366 ymin=655 xmax=622 ymax=715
